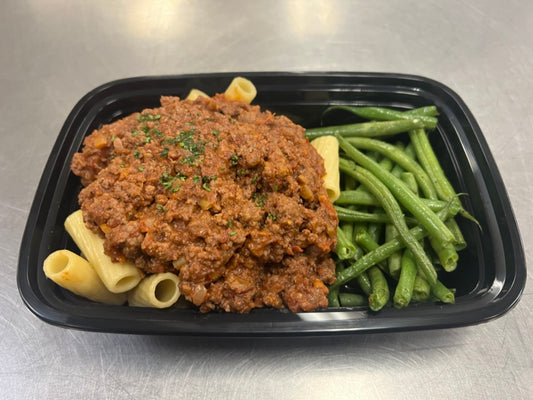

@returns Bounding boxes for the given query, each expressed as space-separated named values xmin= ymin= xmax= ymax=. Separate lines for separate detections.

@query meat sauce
xmin=71 ymin=94 xmax=338 ymax=313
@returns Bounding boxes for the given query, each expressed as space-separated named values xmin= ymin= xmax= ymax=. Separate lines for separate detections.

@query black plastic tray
xmin=17 ymin=72 xmax=526 ymax=336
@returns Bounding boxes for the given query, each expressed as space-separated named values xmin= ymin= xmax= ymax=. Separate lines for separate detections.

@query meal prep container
xmin=17 ymin=72 xmax=526 ymax=336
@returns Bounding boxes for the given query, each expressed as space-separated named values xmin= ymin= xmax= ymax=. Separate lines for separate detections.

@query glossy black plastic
xmin=17 ymin=72 xmax=526 ymax=336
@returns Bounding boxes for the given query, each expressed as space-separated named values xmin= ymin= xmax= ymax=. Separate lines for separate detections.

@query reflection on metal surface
xmin=126 ymin=0 xmax=185 ymax=40
xmin=286 ymin=0 xmax=338 ymax=37
xmin=296 ymin=311 xmax=367 ymax=323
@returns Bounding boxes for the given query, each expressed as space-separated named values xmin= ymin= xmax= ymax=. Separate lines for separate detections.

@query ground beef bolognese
xmin=71 ymin=94 xmax=338 ymax=313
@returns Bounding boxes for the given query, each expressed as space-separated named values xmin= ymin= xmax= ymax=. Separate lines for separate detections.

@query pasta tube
xmin=127 ymin=272 xmax=181 ymax=308
xmin=311 ymin=135 xmax=341 ymax=202
xmin=185 ymin=88 xmax=209 ymax=100
xmin=224 ymin=77 xmax=257 ymax=104
xmin=64 ymin=210 xmax=144 ymax=293
xmin=43 ymin=250 xmax=127 ymax=305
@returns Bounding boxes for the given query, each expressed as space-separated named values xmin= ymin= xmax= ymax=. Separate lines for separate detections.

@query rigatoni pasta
xmin=311 ymin=135 xmax=341 ymax=202
xmin=43 ymin=250 xmax=127 ymax=305
xmin=185 ymin=88 xmax=209 ymax=101
xmin=127 ymin=272 xmax=181 ymax=308
xmin=224 ymin=77 xmax=257 ymax=103
xmin=64 ymin=210 xmax=144 ymax=293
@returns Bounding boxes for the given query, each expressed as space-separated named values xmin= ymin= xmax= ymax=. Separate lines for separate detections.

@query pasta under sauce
xmin=71 ymin=94 xmax=338 ymax=313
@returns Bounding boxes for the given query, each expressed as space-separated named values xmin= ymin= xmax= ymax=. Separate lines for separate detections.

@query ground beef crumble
xmin=71 ymin=94 xmax=338 ymax=313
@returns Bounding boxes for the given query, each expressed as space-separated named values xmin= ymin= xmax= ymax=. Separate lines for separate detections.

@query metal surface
xmin=1 ymin=0 xmax=531 ymax=399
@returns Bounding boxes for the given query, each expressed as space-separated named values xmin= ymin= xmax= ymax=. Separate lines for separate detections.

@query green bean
xmin=403 ymin=142 xmax=417 ymax=159
xmin=344 ymin=174 xmax=358 ymax=191
xmin=337 ymin=143 xmax=456 ymax=247
xmin=330 ymin=207 xmax=449 ymax=290
xmin=393 ymin=250 xmax=417 ymax=308
xmin=354 ymin=229 xmax=392 ymax=275
xmin=390 ymin=162 xmax=404 ymax=179
xmin=336 ymin=190 xmax=379 ymax=206
xmin=355 ymin=230 xmax=380 ymax=253
xmin=352 ymin=219 xmax=368 ymax=239
xmin=412 ymin=274 xmax=431 ymax=302
xmin=338 ymin=171 xmax=363 ymax=259
xmin=327 ymin=288 xmax=340 ymax=307
xmin=336 ymin=226 xmax=357 ymax=260
xmin=430 ymin=280 xmax=455 ymax=303
xmin=377 ymin=153 xmax=394 ymax=171
xmin=428 ymin=233 xmax=459 ymax=272
xmin=339 ymin=293 xmax=367 ymax=307
xmin=334 ymin=205 xmax=397 ymax=224
xmin=345 ymin=165 xmax=438 ymax=285
xmin=339 ymin=212 xmax=370 ymax=296
xmin=446 ymin=218 xmax=467 ymax=251
xmin=400 ymin=171 xmax=419 ymax=196
xmin=340 ymin=221 xmax=354 ymax=243
xmin=321 ymin=105 xmax=438 ymax=129
xmin=385 ymin=224 xmax=402 ymax=279
xmin=340 ymin=219 xmax=365 ymax=261
xmin=305 ymin=119 xmax=424 ymax=140
xmin=342 ymin=150 xmax=393 ymax=202
xmin=328 ymin=261 xmax=344 ymax=307
xmin=404 ymin=106 xmax=439 ymax=117
xmin=409 ymin=128 xmax=465 ymax=215
xmin=368 ymin=266 xmax=390 ymax=311
xmin=355 ymin=272 xmax=372 ymax=296
xmin=351 ymin=220 xmax=368 ymax=267
xmin=401 ymin=172 xmax=418 ymax=195
xmin=367 ymin=222 xmax=383 ymax=244
xmin=335 ymin=190 xmax=461 ymax=216
xmin=345 ymin=137 xmax=438 ymax=199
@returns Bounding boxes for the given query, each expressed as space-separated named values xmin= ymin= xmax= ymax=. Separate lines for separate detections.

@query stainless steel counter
xmin=1 ymin=1 xmax=531 ymax=399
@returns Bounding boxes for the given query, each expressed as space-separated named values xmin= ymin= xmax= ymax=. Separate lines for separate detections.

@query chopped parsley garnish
xmin=156 ymin=204 xmax=168 ymax=212
xmin=137 ymin=113 xmax=161 ymax=122
xmin=229 ymin=231 xmax=238 ymax=236
xmin=267 ymin=213 xmax=277 ymax=221
xmin=201 ymin=175 xmax=217 ymax=191
xmin=137 ymin=166 xmax=144 ymax=171
xmin=159 ymin=173 xmax=174 ymax=190
xmin=229 ymin=153 xmax=240 ymax=166
xmin=159 ymin=172 xmax=186 ymax=192
xmin=133 ymin=151 xmax=141 ymax=159
xmin=180 ymin=155 xmax=203 ymax=166
xmin=160 ymin=147 xmax=169 ymax=158
xmin=176 ymin=171 xmax=187 ymax=181
xmin=151 ymin=128 xmax=163 ymax=138
xmin=252 ymin=193 xmax=267 ymax=207
xmin=164 ymin=129 xmax=208 ymax=166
